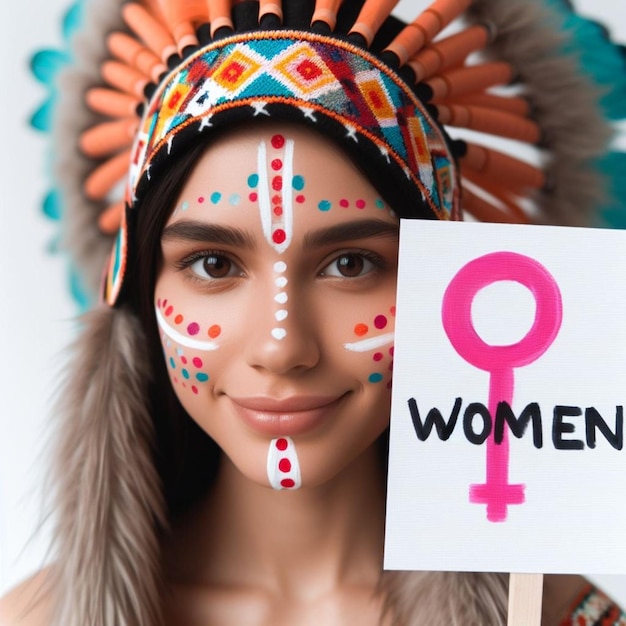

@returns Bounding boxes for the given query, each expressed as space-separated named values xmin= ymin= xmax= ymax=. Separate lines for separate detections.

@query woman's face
xmin=155 ymin=123 xmax=399 ymax=489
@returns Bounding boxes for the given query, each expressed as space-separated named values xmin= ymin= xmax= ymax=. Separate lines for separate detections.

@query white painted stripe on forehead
xmin=257 ymin=140 xmax=272 ymax=243
xmin=282 ymin=138 xmax=294 ymax=251
xmin=155 ymin=307 xmax=220 ymax=351
xmin=343 ymin=332 xmax=395 ymax=352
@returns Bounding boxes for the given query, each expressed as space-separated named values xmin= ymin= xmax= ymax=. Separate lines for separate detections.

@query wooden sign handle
xmin=507 ymin=573 xmax=544 ymax=626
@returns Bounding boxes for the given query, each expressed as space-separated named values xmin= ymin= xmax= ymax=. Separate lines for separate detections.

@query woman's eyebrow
xmin=304 ymin=219 xmax=399 ymax=248
xmin=161 ymin=220 xmax=256 ymax=248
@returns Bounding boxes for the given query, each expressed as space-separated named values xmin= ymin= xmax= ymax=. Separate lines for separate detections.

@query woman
xmin=2 ymin=0 xmax=625 ymax=623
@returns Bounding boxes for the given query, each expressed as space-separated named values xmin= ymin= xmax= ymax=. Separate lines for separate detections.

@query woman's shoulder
xmin=0 ymin=568 xmax=54 ymax=626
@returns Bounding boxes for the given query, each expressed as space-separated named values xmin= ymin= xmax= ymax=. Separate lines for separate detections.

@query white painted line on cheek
xmin=155 ymin=307 xmax=220 ymax=351
xmin=267 ymin=436 xmax=302 ymax=490
xmin=343 ymin=332 xmax=395 ymax=352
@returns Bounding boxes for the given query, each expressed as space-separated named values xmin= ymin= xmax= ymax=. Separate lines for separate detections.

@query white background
xmin=1 ymin=0 xmax=625 ymax=603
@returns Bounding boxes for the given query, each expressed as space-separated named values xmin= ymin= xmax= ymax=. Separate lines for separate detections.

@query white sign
xmin=385 ymin=220 xmax=626 ymax=574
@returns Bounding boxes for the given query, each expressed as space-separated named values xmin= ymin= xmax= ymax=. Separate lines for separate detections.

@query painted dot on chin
xmin=281 ymin=479 xmax=295 ymax=489
xmin=368 ymin=373 xmax=384 ymax=384
xmin=278 ymin=458 xmax=292 ymax=472
xmin=192 ymin=356 xmax=203 ymax=368
xmin=276 ymin=438 xmax=288 ymax=451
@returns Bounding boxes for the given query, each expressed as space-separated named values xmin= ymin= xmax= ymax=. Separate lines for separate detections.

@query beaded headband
xmin=35 ymin=0 xmax=626 ymax=308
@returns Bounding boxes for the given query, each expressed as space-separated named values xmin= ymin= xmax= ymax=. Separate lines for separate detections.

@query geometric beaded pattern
xmin=560 ymin=586 xmax=626 ymax=626
xmin=127 ymin=31 xmax=457 ymax=219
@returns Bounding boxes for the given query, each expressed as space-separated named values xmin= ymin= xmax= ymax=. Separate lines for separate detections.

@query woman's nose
xmin=244 ymin=276 xmax=320 ymax=375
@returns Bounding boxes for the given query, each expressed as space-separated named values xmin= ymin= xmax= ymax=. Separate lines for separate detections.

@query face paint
xmin=156 ymin=304 xmax=220 ymax=351
xmin=267 ymin=436 xmax=302 ymax=490
xmin=256 ymin=134 xmax=295 ymax=254
xmin=343 ymin=307 xmax=396 ymax=386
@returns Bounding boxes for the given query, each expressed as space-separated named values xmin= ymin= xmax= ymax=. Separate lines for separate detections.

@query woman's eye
xmin=321 ymin=253 xmax=376 ymax=278
xmin=189 ymin=254 xmax=240 ymax=279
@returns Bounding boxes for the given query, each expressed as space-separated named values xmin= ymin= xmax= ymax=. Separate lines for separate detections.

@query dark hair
xmin=128 ymin=137 xmax=222 ymax=518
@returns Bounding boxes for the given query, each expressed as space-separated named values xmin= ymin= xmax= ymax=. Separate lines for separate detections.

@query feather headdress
xmin=29 ymin=0 xmax=626 ymax=624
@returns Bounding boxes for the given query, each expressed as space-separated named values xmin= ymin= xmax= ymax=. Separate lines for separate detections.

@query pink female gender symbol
xmin=442 ymin=251 xmax=563 ymax=522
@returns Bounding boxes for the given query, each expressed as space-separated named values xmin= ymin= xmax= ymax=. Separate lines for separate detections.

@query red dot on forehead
xmin=276 ymin=438 xmax=288 ymax=450
xmin=272 ymin=194 xmax=281 ymax=205
xmin=272 ymin=229 xmax=286 ymax=244
xmin=272 ymin=176 xmax=283 ymax=191
xmin=271 ymin=159 xmax=283 ymax=170
xmin=356 ymin=199 xmax=366 ymax=209
xmin=272 ymin=134 xmax=285 ymax=149
xmin=273 ymin=206 xmax=283 ymax=216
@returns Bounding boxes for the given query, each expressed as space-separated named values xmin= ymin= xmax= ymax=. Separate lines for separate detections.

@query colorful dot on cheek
xmin=176 ymin=347 xmax=184 ymax=356
xmin=249 ymin=192 xmax=258 ymax=202
xmin=157 ymin=298 xmax=161 ymax=308
xmin=272 ymin=176 xmax=283 ymax=191
xmin=292 ymin=175 xmax=305 ymax=191
xmin=197 ymin=196 xmax=205 ymax=204
xmin=192 ymin=357 xmax=203 ymax=368
xmin=182 ymin=369 xmax=190 ymax=380
xmin=187 ymin=322 xmax=200 ymax=336
xmin=272 ymin=229 xmax=286 ymax=244
xmin=247 ymin=173 xmax=259 ymax=188
xmin=296 ymin=195 xmax=305 ymax=204
xmin=389 ymin=346 xmax=394 ymax=356
xmin=374 ymin=315 xmax=388 ymax=329
xmin=181 ymin=356 xmax=188 ymax=365
xmin=229 ymin=194 xmax=241 ymax=206
xmin=356 ymin=199 xmax=366 ymax=209
xmin=192 ymin=386 xmax=198 ymax=394
xmin=278 ymin=458 xmax=292 ymax=472
xmin=354 ymin=323 xmax=368 ymax=336
xmin=373 ymin=352 xmax=383 ymax=362
xmin=375 ymin=198 xmax=385 ymax=209
xmin=390 ymin=306 xmax=396 ymax=316
xmin=210 ymin=192 xmax=222 ymax=204
xmin=196 ymin=373 xmax=209 ymax=382
xmin=271 ymin=159 xmax=282 ymax=171
xmin=276 ymin=438 xmax=288 ymax=451
xmin=208 ymin=324 xmax=221 ymax=338
xmin=340 ymin=199 xmax=349 ymax=208
xmin=318 ymin=200 xmax=331 ymax=212
xmin=169 ymin=357 xmax=176 ymax=369
xmin=271 ymin=134 xmax=285 ymax=149
xmin=165 ymin=306 xmax=173 ymax=317
xmin=368 ymin=373 xmax=384 ymax=384
xmin=174 ymin=314 xmax=184 ymax=325
xmin=162 ymin=299 xmax=168 ymax=308
xmin=181 ymin=201 xmax=189 ymax=211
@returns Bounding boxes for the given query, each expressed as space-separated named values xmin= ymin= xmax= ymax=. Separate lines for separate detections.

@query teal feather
xmin=29 ymin=1 xmax=93 ymax=309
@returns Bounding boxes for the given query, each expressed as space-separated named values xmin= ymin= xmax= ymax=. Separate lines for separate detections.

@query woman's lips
xmin=229 ymin=395 xmax=345 ymax=437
